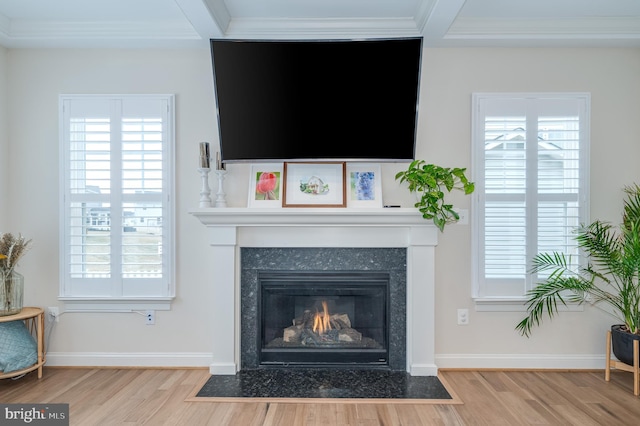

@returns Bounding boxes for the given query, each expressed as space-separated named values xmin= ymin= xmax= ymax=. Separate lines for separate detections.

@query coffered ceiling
xmin=0 ymin=0 xmax=638 ymax=49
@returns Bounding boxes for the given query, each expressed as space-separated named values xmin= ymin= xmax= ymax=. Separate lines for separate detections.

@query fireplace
xmin=259 ymin=271 xmax=390 ymax=368
xmin=190 ymin=208 xmax=438 ymax=376
xmin=241 ymin=248 xmax=406 ymax=371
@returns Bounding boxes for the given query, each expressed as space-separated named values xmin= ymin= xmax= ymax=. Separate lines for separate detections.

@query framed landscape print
xmin=346 ymin=163 xmax=383 ymax=208
xmin=247 ymin=163 xmax=283 ymax=208
xmin=282 ymin=162 xmax=346 ymax=208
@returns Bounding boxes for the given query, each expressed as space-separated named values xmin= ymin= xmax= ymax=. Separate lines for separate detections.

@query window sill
xmin=474 ymin=298 xmax=585 ymax=313
xmin=58 ymin=297 xmax=173 ymax=312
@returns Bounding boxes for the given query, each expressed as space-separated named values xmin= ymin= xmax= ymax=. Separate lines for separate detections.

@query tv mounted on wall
xmin=210 ymin=37 xmax=423 ymax=164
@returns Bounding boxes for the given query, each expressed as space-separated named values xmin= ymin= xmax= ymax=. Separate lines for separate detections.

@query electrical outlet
xmin=145 ymin=310 xmax=155 ymax=325
xmin=48 ymin=307 xmax=59 ymax=322
xmin=457 ymin=308 xmax=469 ymax=325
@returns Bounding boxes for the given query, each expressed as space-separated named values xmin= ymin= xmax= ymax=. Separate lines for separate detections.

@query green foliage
xmin=517 ymin=184 xmax=640 ymax=337
xmin=395 ymin=160 xmax=475 ymax=232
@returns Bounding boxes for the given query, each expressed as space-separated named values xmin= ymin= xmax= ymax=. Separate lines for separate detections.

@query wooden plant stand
xmin=605 ymin=330 xmax=639 ymax=396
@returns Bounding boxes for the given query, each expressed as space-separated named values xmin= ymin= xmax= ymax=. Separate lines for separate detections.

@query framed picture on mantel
xmin=282 ymin=162 xmax=346 ymax=208
xmin=247 ymin=163 xmax=283 ymax=208
xmin=346 ymin=163 xmax=383 ymax=208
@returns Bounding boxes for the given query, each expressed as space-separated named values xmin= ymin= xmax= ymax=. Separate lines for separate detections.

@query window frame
xmin=58 ymin=94 xmax=176 ymax=311
xmin=471 ymin=92 xmax=590 ymax=311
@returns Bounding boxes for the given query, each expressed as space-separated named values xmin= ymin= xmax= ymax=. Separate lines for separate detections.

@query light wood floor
xmin=2 ymin=367 xmax=639 ymax=425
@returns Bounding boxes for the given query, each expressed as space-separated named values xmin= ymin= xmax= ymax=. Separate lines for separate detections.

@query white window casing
xmin=59 ymin=95 xmax=175 ymax=311
xmin=471 ymin=93 xmax=590 ymax=311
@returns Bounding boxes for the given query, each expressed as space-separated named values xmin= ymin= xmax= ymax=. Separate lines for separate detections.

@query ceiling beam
xmin=174 ymin=0 xmax=228 ymax=39
xmin=419 ymin=0 xmax=466 ymax=45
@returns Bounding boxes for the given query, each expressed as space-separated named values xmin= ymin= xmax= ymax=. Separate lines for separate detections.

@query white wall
xmin=5 ymin=46 xmax=640 ymax=368
xmin=424 ymin=48 xmax=640 ymax=368
xmin=0 ymin=45 xmax=8 ymax=228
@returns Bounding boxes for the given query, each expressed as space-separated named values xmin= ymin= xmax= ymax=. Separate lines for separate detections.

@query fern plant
xmin=395 ymin=160 xmax=474 ymax=232
xmin=517 ymin=184 xmax=640 ymax=337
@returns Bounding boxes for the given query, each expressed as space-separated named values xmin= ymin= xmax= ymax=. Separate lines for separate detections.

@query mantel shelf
xmin=189 ymin=207 xmax=435 ymax=228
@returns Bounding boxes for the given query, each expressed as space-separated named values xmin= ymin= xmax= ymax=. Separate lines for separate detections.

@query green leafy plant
xmin=395 ymin=160 xmax=475 ymax=232
xmin=517 ymin=184 xmax=640 ymax=337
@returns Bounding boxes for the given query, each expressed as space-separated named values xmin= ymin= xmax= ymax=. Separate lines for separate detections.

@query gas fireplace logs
xmin=282 ymin=301 xmax=363 ymax=345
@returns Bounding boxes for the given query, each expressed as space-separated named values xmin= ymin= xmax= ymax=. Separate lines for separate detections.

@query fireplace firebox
xmin=240 ymin=247 xmax=407 ymax=371
xmin=259 ymin=271 xmax=389 ymax=368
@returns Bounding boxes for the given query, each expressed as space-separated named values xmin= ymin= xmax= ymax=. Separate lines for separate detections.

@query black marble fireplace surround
xmin=240 ymin=247 xmax=407 ymax=371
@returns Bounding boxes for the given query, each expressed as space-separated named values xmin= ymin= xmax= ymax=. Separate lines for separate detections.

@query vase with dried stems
xmin=0 ymin=233 xmax=32 ymax=316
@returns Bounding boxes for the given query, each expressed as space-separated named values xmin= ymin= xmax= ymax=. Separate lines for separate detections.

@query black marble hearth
xmin=195 ymin=369 xmax=452 ymax=400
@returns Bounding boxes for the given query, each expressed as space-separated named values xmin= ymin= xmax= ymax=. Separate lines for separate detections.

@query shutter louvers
xmin=62 ymin=96 xmax=173 ymax=299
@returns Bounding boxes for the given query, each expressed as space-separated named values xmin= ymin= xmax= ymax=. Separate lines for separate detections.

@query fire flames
xmin=312 ymin=301 xmax=332 ymax=335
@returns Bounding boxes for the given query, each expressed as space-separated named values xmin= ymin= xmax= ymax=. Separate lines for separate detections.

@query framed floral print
xmin=346 ymin=163 xmax=383 ymax=208
xmin=247 ymin=163 xmax=283 ymax=208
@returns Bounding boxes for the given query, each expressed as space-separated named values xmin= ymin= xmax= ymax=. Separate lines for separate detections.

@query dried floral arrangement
xmin=0 ymin=233 xmax=32 ymax=275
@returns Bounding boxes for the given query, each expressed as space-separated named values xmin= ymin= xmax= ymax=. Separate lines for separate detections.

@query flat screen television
xmin=210 ymin=37 xmax=423 ymax=163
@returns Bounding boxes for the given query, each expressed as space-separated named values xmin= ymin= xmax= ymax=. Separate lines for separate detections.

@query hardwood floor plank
xmin=3 ymin=367 xmax=640 ymax=425
xmin=440 ymin=371 xmax=525 ymax=425
xmin=515 ymin=371 xmax=631 ymax=425
xmin=142 ymin=370 xmax=209 ymax=425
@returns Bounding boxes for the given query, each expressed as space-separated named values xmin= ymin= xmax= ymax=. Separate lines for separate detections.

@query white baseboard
xmin=44 ymin=352 xmax=608 ymax=371
xmin=45 ymin=352 xmax=213 ymax=368
xmin=209 ymin=363 xmax=238 ymax=375
xmin=435 ymin=353 xmax=607 ymax=370
xmin=409 ymin=363 xmax=439 ymax=376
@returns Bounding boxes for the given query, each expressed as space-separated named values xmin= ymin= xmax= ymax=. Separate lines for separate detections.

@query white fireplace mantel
xmin=191 ymin=207 xmax=433 ymax=226
xmin=190 ymin=207 xmax=439 ymax=376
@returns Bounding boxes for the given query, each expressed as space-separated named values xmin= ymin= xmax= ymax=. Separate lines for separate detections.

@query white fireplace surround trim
xmin=190 ymin=207 xmax=439 ymax=376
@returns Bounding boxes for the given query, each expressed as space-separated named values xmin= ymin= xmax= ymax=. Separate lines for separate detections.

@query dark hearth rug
xmin=188 ymin=369 xmax=461 ymax=404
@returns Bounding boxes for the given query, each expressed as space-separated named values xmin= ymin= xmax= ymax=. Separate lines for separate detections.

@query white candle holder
xmin=214 ymin=170 xmax=228 ymax=208
xmin=198 ymin=168 xmax=212 ymax=208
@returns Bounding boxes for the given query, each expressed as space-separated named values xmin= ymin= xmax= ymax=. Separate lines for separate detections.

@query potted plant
xmin=395 ymin=160 xmax=475 ymax=231
xmin=516 ymin=184 xmax=640 ymax=366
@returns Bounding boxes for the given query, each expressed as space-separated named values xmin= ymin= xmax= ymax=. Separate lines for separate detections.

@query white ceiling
xmin=0 ymin=0 xmax=639 ymax=49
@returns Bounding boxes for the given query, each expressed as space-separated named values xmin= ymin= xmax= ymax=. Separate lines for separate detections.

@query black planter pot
xmin=611 ymin=324 xmax=640 ymax=366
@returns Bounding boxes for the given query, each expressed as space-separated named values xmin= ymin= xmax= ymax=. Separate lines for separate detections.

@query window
xmin=59 ymin=95 xmax=175 ymax=310
xmin=471 ymin=93 xmax=590 ymax=308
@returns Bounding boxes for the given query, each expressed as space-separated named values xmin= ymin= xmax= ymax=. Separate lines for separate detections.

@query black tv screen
xmin=210 ymin=37 xmax=423 ymax=163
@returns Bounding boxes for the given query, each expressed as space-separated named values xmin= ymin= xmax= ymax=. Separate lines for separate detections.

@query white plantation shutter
xmin=60 ymin=95 xmax=175 ymax=308
xmin=472 ymin=93 xmax=589 ymax=302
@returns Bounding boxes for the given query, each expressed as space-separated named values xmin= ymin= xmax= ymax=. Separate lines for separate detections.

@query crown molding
xmin=8 ymin=20 xmax=200 ymax=40
xmin=449 ymin=17 xmax=640 ymax=38
xmin=2 ymin=9 xmax=640 ymax=49
xmin=224 ymin=17 xmax=421 ymax=38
